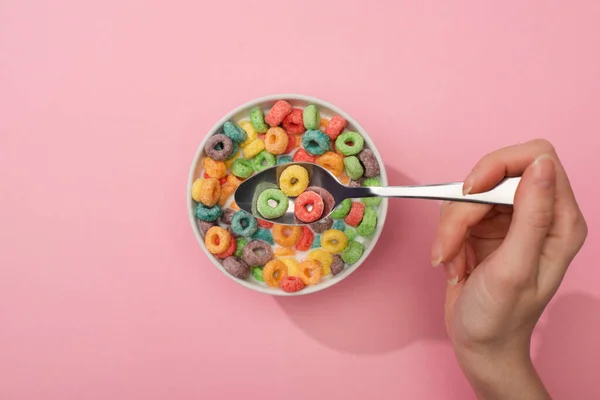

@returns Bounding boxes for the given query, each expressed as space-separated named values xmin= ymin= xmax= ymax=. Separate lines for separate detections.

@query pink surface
xmin=1 ymin=1 xmax=599 ymax=399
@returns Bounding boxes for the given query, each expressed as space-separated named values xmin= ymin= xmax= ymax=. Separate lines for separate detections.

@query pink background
xmin=1 ymin=1 xmax=599 ymax=399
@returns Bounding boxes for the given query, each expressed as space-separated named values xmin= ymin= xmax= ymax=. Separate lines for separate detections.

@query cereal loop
xmin=280 ymin=276 xmax=305 ymax=293
xmin=340 ymin=240 xmax=365 ymax=264
xmin=250 ymin=108 xmax=268 ymax=133
xmin=279 ymin=257 xmax=300 ymax=277
xmin=298 ymin=259 xmax=323 ymax=285
xmin=310 ymin=216 xmax=333 ymax=233
xmin=195 ymin=203 xmax=222 ymax=222
xmin=204 ymin=134 xmax=233 ymax=161
xmin=356 ymin=207 xmax=378 ymax=238
xmin=281 ymin=108 xmax=306 ymax=134
xmin=216 ymin=234 xmax=237 ymax=258
xmin=324 ymin=115 xmax=347 ymax=140
xmin=252 ymin=150 xmax=277 ymax=172
xmin=265 ymin=127 xmax=289 ymax=155
xmin=295 ymin=226 xmax=315 ymax=251
xmin=294 ymin=191 xmax=325 ymax=223
xmin=257 ymin=189 xmax=289 ymax=219
xmin=274 ymin=247 xmax=296 ymax=257
xmin=345 ymin=202 xmax=365 ymax=227
xmin=316 ymin=151 xmax=344 ymax=177
xmin=243 ymin=240 xmax=274 ymax=267
xmin=242 ymin=138 xmax=266 ymax=159
xmin=231 ymin=158 xmax=254 ymax=178
xmin=305 ymin=186 xmax=335 ymax=216
xmin=335 ymin=131 xmax=365 ymax=156
xmin=358 ymin=149 xmax=380 ymax=178
xmin=191 ymin=178 xmax=203 ymax=202
xmin=203 ymin=157 xmax=227 ymax=179
xmin=231 ymin=210 xmax=259 ymax=237
xmin=223 ymin=121 xmax=247 ymax=143
xmin=307 ymin=249 xmax=334 ymax=276
xmin=257 ymin=219 xmax=274 ymax=229
xmin=238 ymin=120 xmax=258 ymax=147
xmin=262 ymin=259 xmax=288 ymax=287
xmin=330 ymin=198 xmax=352 ymax=219
xmin=227 ymin=174 xmax=244 ymax=188
xmin=292 ymin=148 xmax=317 ymax=163
xmin=272 ymin=225 xmax=303 ymax=247
xmin=198 ymin=178 xmax=221 ymax=207
xmin=218 ymin=184 xmax=235 ymax=207
xmin=277 ymin=155 xmax=293 ymax=165
xmin=302 ymin=129 xmax=330 ymax=156
xmin=321 ymin=229 xmax=348 ymax=253
xmin=205 ymin=226 xmax=231 ymax=254
xmin=283 ymin=131 xmax=296 ymax=154
xmin=265 ymin=100 xmax=293 ymax=127
xmin=361 ymin=176 xmax=382 ymax=206
xmin=343 ymin=156 xmax=364 ymax=180
xmin=330 ymin=254 xmax=345 ymax=276
xmin=279 ymin=165 xmax=309 ymax=197
xmin=302 ymin=104 xmax=320 ymax=130
xmin=222 ymin=256 xmax=249 ymax=279
xmin=224 ymin=151 xmax=239 ymax=169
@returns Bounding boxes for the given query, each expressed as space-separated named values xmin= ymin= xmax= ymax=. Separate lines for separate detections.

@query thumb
xmin=502 ymin=154 xmax=556 ymax=267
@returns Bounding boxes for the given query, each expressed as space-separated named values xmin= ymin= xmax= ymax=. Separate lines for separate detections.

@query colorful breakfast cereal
xmin=192 ymin=100 xmax=384 ymax=292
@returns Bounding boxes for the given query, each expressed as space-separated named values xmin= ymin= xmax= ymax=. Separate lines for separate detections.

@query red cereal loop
xmin=325 ymin=115 xmax=347 ymax=140
xmin=294 ymin=191 xmax=325 ymax=223
xmin=345 ymin=202 xmax=365 ymax=227
xmin=265 ymin=100 xmax=293 ymax=127
xmin=283 ymin=131 xmax=296 ymax=154
xmin=258 ymin=134 xmax=266 ymax=142
xmin=282 ymin=108 xmax=306 ymax=134
xmin=293 ymin=148 xmax=317 ymax=163
xmin=295 ymin=226 xmax=315 ymax=251
xmin=216 ymin=235 xmax=237 ymax=258
xmin=219 ymin=177 xmax=228 ymax=185
xmin=257 ymin=219 xmax=274 ymax=229
xmin=280 ymin=276 xmax=305 ymax=293
xmin=203 ymin=172 xmax=210 ymax=179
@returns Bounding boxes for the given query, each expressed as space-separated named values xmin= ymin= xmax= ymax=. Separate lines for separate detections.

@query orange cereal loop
xmin=265 ymin=127 xmax=289 ymax=155
xmin=316 ymin=151 xmax=344 ymax=177
xmin=274 ymin=247 xmax=296 ymax=257
xmin=203 ymin=157 xmax=227 ymax=179
xmin=218 ymin=184 xmax=235 ymax=207
xmin=272 ymin=225 xmax=303 ymax=247
xmin=227 ymin=174 xmax=244 ymax=188
xmin=263 ymin=260 xmax=288 ymax=288
xmin=298 ymin=259 xmax=322 ymax=285
xmin=230 ymin=201 xmax=240 ymax=210
xmin=319 ymin=118 xmax=330 ymax=129
xmin=339 ymin=174 xmax=350 ymax=185
xmin=204 ymin=226 xmax=231 ymax=254
xmin=198 ymin=178 xmax=221 ymax=207
xmin=295 ymin=134 xmax=303 ymax=148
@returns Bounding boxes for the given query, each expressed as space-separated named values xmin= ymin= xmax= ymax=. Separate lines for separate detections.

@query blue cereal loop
xmin=231 ymin=210 xmax=258 ymax=237
xmin=302 ymin=129 xmax=330 ymax=156
xmin=195 ymin=203 xmax=222 ymax=222
xmin=311 ymin=234 xmax=321 ymax=249
xmin=223 ymin=121 xmax=247 ymax=143
xmin=251 ymin=228 xmax=274 ymax=245
xmin=277 ymin=155 xmax=293 ymax=165
xmin=332 ymin=220 xmax=346 ymax=231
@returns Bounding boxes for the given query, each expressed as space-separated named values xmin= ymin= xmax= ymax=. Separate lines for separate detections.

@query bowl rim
xmin=187 ymin=94 xmax=389 ymax=296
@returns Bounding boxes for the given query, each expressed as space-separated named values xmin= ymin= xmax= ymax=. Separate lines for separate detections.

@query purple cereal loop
xmin=204 ymin=134 xmax=233 ymax=161
xmin=199 ymin=220 xmax=216 ymax=235
xmin=222 ymin=256 xmax=250 ymax=279
xmin=242 ymin=240 xmax=274 ymax=267
xmin=220 ymin=208 xmax=237 ymax=225
xmin=306 ymin=186 xmax=335 ymax=216
xmin=310 ymin=216 xmax=333 ymax=233
xmin=358 ymin=149 xmax=380 ymax=178
xmin=330 ymin=254 xmax=344 ymax=276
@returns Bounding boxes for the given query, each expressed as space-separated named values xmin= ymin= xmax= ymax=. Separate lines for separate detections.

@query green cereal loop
xmin=234 ymin=237 xmax=249 ymax=258
xmin=251 ymin=228 xmax=274 ymax=245
xmin=303 ymin=104 xmax=320 ymax=130
xmin=232 ymin=158 xmax=254 ymax=178
xmin=257 ymin=188 xmax=289 ymax=219
xmin=361 ymin=177 xmax=382 ymax=206
xmin=252 ymin=150 xmax=277 ymax=172
xmin=330 ymin=198 xmax=352 ymax=219
xmin=343 ymin=156 xmax=364 ymax=180
xmin=344 ymin=227 xmax=357 ymax=241
xmin=252 ymin=182 xmax=278 ymax=217
xmin=335 ymin=131 xmax=365 ymax=156
xmin=250 ymin=108 xmax=268 ymax=133
xmin=341 ymin=240 xmax=365 ymax=264
xmin=356 ymin=208 xmax=378 ymax=237
xmin=252 ymin=266 xmax=264 ymax=282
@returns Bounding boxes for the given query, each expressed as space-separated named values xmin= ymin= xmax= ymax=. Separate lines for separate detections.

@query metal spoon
xmin=234 ymin=162 xmax=521 ymax=226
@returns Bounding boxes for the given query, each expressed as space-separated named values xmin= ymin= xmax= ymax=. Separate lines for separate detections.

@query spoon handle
xmin=346 ymin=177 xmax=521 ymax=206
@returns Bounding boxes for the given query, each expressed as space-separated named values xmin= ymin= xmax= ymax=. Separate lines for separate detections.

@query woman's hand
xmin=431 ymin=139 xmax=587 ymax=399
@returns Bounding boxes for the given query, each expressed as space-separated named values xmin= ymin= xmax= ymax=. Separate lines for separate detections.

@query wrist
xmin=455 ymin=344 xmax=550 ymax=400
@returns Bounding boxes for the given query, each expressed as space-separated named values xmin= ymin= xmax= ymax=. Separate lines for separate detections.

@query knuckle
xmin=526 ymin=208 xmax=554 ymax=230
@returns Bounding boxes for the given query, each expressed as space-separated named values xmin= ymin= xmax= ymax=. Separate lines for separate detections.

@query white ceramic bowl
xmin=187 ymin=94 xmax=388 ymax=296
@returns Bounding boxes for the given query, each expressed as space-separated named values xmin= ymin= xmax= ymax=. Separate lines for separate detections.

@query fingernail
xmin=532 ymin=154 xmax=554 ymax=183
xmin=462 ymin=178 xmax=473 ymax=196
xmin=444 ymin=262 xmax=458 ymax=285
xmin=431 ymin=242 xmax=443 ymax=267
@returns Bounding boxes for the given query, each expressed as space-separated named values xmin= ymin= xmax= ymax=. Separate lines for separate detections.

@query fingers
xmin=444 ymin=242 xmax=467 ymax=285
xmin=431 ymin=202 xmax=492 ymax=266
xmin=501 ymin=155 xmax=556 ymax=268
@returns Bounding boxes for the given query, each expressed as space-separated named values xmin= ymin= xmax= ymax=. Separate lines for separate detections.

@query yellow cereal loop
xmin=224 ymin=151 xmax=240 ymax=169
xmin=279 ymin=165 xmax=309 ymax=197
xmin=321 ymin=229 xmax=348 ymax=253
xmin=307 ymin=249 xmax=334 ymax=276
xmin=191 ymin=178 xmax=203 ymax=202
xmin=238 ymin=120 xmax=258 ymax=148
xmin=279 ymin=257 xmax=300 ymax=277
xmin=242 ymin=138 xmax=265 ymax=159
